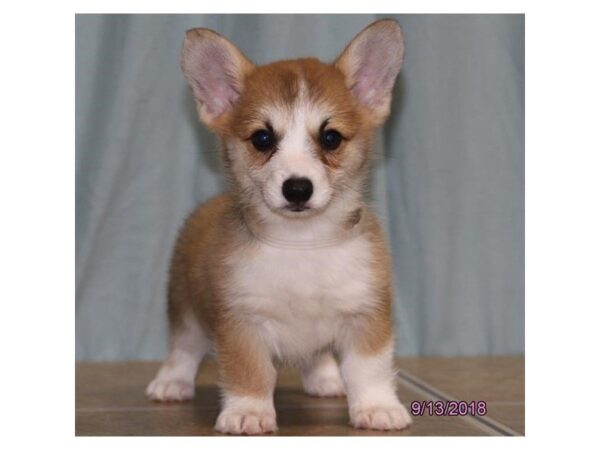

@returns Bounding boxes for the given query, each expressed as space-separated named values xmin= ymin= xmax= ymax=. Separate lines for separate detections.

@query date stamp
xmin=410 ymin=400 xmax=487 ymax=417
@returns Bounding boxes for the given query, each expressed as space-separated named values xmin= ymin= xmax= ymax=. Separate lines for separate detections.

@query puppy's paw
xmin=215 ymin=408 xmax=277 ymax=435
xmin=145 ymin=377 xmax=195 ymax=402
xmin=350 ymin=403 xmax=412 ymax=431
xmin=303 ymin=374 xmax=346 ymax=397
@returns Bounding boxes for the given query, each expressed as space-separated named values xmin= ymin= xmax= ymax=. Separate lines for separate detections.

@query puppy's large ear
xmin=335 ymin=20 xmax=404 ymax=125
xmin=181 ymin=28 xmax=254 ymax=129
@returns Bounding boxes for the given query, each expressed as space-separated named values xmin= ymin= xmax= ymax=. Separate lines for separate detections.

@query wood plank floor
xmin=75 ymin=357 xmax=524 ymax=436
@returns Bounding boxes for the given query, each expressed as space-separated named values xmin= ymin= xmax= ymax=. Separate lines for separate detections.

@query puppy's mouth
xmin=285 ymin=203 xmax=310 ymax=213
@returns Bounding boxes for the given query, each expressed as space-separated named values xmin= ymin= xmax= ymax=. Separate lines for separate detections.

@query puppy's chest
xmin=227 ymin=236 xmax=375 ymax=320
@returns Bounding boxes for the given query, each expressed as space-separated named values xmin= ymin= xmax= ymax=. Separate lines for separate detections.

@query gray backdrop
xmin=76 ymin=14 xmax=524 ymax=361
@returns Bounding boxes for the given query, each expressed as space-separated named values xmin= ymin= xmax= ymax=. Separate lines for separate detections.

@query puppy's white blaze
xmin=263 ymin=93 xmax=332 ymax=211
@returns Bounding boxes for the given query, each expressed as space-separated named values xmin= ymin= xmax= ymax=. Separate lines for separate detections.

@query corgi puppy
xmin=146 ymin=19 xmax=411 ymax=435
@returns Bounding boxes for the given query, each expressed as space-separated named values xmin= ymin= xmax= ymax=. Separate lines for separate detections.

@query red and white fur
xmin=146 ymin=20 xmax=411 ymax=434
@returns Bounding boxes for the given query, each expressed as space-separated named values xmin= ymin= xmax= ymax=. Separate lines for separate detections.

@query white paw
xmin=350 ymin=403 xmax=412 ymax=431
xmin=303 ymin=374 xmax=346 ymax=397
xmin=145 ymin=377 xmax=195 ymax=402
xmin=215 ymin=408 xmax=277 ymax=435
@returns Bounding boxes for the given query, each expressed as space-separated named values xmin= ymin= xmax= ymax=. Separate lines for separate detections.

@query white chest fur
xmin=224 ymin=233 xmax=376 ymax=360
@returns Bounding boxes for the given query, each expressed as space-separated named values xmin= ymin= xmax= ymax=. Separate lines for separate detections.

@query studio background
xmin=76 ymin=14 xmax=524 ymax=361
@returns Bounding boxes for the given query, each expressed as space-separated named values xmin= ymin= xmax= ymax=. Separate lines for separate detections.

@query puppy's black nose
xmin=282 ymin=177 xmax=313 ymax=204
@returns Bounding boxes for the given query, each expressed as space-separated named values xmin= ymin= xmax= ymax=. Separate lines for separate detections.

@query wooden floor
xmin=76 ymin=356 xmax=524 ymax=436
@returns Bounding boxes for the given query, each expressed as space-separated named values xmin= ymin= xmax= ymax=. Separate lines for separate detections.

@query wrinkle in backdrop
xmin=76 ymin=14 xmax=524 ymax=361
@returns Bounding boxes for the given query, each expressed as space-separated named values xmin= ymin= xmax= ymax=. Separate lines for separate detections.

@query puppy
xmin=146 ymin=19 xmax=411 ymax=435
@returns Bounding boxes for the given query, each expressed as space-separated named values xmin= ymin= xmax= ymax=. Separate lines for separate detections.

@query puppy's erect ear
xmin=181 ymin=28 xmax=254 ymax=129
xmin=335 ymin=20 xmax=404 ymax=125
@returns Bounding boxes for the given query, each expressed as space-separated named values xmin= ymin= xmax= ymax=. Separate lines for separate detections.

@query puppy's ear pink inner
xmin=351 ymin=36 xmax=403 ymax=108
xmin=336 ymin=21 xmax=404 ymax=118
xmin=182 ymin=30 xmax=253 ymax=125
xmin=189 ymin=43 xmax=238 ymax=116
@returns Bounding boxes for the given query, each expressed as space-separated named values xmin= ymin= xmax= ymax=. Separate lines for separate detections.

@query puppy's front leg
xmin=340 ymin=339 xmax=412 ymax=431
xmin=214 ymin=322 xmax=277 ymax=435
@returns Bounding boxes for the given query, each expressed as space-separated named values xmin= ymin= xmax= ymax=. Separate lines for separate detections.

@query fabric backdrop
xmin=76 ymin=14 xmax=524 ymax=361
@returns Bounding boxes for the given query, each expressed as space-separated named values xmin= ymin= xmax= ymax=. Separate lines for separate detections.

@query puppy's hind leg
xmin=301 ymin=351 xmax=346 ymax=397
xmin=146 ymin=310 xmax=209 ymax=402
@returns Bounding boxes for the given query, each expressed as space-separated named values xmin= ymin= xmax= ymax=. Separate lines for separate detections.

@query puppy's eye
xmin=251 ymin=129 xmax=275 ymax=152
xmin=320 ymin=129 xmax=342 ymax=150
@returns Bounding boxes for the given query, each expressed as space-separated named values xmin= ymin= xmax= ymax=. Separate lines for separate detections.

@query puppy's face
xmin=181 ymin=20 xmax=404 ymax=220
xmin=226 ymin=59 xmax=368 ymax=218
